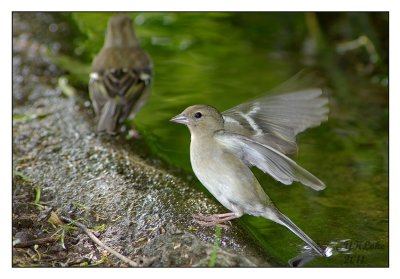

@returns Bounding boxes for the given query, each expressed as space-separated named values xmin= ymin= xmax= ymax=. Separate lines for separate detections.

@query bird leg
xmin=192 ymin=212 xmax=237 ymax=221
xmin=192 ymin=212 xmax=239 ymax=227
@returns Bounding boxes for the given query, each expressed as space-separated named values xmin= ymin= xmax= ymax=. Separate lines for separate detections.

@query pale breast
xmin=190 ymin=136 xmax=269 ymax=214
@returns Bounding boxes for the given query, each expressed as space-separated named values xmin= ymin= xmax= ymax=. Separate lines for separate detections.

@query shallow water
xmin=33 ymin=12 xmax=389 ymax=266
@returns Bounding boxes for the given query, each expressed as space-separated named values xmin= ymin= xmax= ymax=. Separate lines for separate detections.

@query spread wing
xmin=222 ymin=89 xmax=328 ymax=154
xmin=215 ymin=131 xmax=326 ymax=191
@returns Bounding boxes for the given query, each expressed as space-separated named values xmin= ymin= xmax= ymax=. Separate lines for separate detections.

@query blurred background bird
xmin=170 ymin=86 xmax=329 ymax=257
xmin=89 ymin=14 xmax=152 ymax=135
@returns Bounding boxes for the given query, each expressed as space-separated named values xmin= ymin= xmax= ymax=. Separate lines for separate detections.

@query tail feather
xmin=265 ymin=208 xmax=326 ymax=257
xmin=97 ymin=100 xmax=123 ymax=134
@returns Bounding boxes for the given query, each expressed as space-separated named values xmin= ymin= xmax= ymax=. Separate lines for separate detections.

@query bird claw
xmin=191 ymin=212 xmax=238 ymax=229
xmin=192 ymin=213 xmax=216 ymax=221
xmin=127 ymin=128 xmax=140 ymax=139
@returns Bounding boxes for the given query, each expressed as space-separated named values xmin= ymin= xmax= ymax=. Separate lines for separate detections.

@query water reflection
xmin=289 ymin=244 xmax=333 ymax=267
xmin=288 ymin=252 xmax=318 ymax=267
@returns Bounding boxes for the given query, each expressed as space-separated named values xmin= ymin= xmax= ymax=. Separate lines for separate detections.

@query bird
xmin=170 ymin=88 xmax=329 ymax=257
xmin=89 ymin=14 xmax=152 ymax=135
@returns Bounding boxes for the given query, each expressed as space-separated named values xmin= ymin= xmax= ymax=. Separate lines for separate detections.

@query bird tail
xmin=97 ymin=100 xmax=123 ymax=134
xmin=263 ymin=208 xmax=326 ymax=257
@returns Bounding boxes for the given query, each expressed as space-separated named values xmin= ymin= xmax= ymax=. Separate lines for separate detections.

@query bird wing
xmin=89 ymin=68 xmax=151 ymax=120
xmin=98 ymin=68 xmax=151 ymax=98
xmin=222 ymin=89 xmax=328 ymax=154
xmin=215 ymin=131 xmax=326 ymax=191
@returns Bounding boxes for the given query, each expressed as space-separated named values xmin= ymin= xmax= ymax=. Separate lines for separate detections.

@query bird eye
xmin=194 ymin=112 xmax=202 ymax=119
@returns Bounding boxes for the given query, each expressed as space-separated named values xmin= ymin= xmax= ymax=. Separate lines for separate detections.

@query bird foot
xmin=127 ymin=128 xmax=140 ymax=139
xmin=192 ymin=212 xmax=238 ymax=228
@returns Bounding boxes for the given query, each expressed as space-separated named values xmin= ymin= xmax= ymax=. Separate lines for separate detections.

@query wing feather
xmin=215 ymin=132 xmax=326 ymax=191
xmin=222 ymin=89 xmax=328 ymax=154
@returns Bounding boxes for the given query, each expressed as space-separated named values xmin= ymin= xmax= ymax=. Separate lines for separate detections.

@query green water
xmin=57 ymin=12 xmax=388 ymax=266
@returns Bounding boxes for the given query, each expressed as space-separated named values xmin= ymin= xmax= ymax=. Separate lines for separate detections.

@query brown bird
xmin=89 ymin=14 xmax=152 ymax=134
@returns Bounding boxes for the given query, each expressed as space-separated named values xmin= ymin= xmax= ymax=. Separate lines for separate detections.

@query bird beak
xmin=170 ymin=114 xmax=189 ymax=125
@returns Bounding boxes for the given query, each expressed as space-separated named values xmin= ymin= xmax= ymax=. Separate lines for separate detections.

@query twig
xmin=59 ymin=215 xmax=139 ymax=267
xmin=208 ymin=226 xmax=221 ymax=267
xmin=13 ymin=236 xmax=58 ymax=248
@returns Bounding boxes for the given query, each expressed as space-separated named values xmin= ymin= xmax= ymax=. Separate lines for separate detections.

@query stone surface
xmin=12 ymin=12 xmax=272 ymax=267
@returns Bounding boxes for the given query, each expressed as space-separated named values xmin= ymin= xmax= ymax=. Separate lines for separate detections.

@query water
xmin=42 ymin=12 xmax=389 ymax=266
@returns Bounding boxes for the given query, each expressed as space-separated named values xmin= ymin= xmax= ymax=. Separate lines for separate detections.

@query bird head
xmin=170 ymin=105 xmax=224 ymax=136
xmin=105 ymin=14 xmax=139 ymax=48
